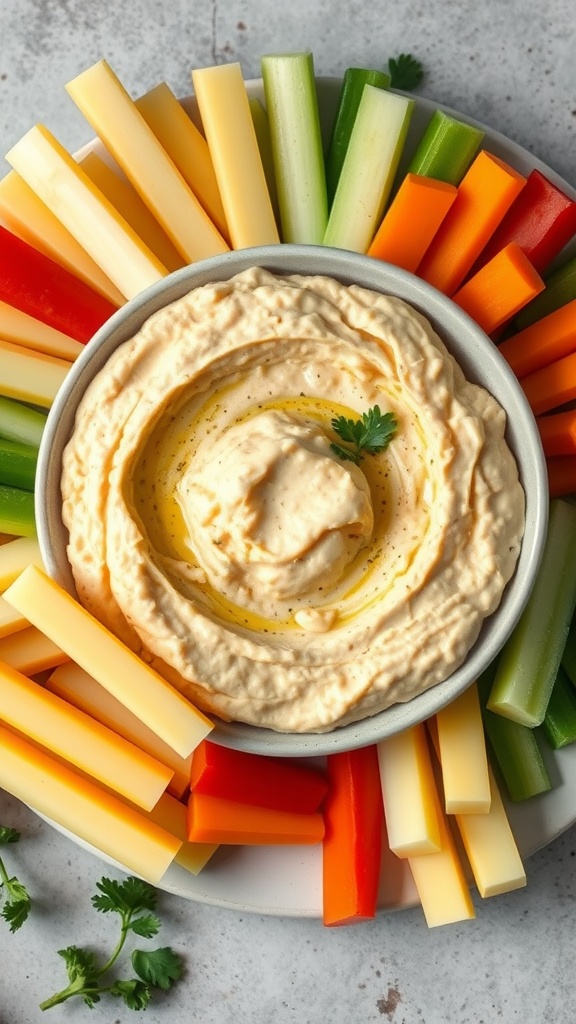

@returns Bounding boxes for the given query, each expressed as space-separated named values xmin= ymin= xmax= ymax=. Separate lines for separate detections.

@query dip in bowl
xmin=36 ymin=245 xmax=548 ymax=757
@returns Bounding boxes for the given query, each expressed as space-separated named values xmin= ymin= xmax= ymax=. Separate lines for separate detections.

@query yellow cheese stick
xmin=134 ymin=82 xmax=229 ymax=242
xmin=78 ymin=151 xmax=185 ymax=274
xmin=0 ymin=723 xmax=181 ymax=882
xmin=66 ymin=60 xmax=229 ymax=263
xmin=454 ymin=764 xmax=526 ymax=898
xmin=0 ymin=300 xmax=82 ymax=362
xmin=435 ymin=682 xmax=491 ymax=814
xmin=0 ymin=624 xmax=68 ymax=674
xmin=0 ymin=338 xmax=71 ymax=407
xmin=147 ymin=792 xmax=218 ymax=875
xmin=0 ymin=170 xmax=125 ymax=306
xmin=4 ymin=565 xmax=214 ymax=757
xmin=0 ymin=536 xmax=43 ymax=589
xmin=6 ymin=124 xmax=168 ymax=301
xmin=377 ymin=723 xmax=441 ymax=857
xmin=191 ymin=62 xmax=280 ymax=249
xmin=47 ymin=661 xmax=192 ymax=799
xmin=0 ymin=660 xmax=173 ymax=809
xmin=0 ymin=596 xmax=27 ymax=638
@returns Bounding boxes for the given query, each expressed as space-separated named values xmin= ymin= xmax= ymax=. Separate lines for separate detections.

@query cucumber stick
xmin=0 ymin=483 xmax=36 ymax=537
xmin=515 ymin=255 xmax=576 ymax=331
xmin=323 ymin=85 xmax=414 ymax=253
xmin=0 ymin=437 xmax=37 ymax=491
xmin=325 ymin=67 xmax=391 ymax=204
xmin=261 ymin=52 xmax=328 ymax=244
xmin=0 ymin=395 xmax=47 ymax=448
xmin=407 ymin=110 xmax=484 ymax=185
xmin=488 ymin=498 xmax=576 ymax=727
xmin=540 ymin=667 xmax=576 ymax=750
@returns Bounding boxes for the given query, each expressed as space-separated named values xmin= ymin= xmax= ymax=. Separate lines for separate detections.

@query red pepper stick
xmin=190 ymin=740 xmax=328 ymax=813
xmin=322 ymin=745 xmax=384 ymax=926
xmin=0 ymin=226 xmax=118 ymax=344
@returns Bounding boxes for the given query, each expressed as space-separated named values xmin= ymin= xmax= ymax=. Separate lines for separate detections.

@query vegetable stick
xmin=488 ymin=498 xmax=576 ymax=726
xmin=0 ymin=397 xmax=47 ymax=450
xmin=0 ymin=484 xmax=35 ymax=537
xmin=187 ymin=791 xmax=324 ymax=845
xmin=407 ymin=109 xmax=485 ymax=185
xmin=561 ymin=611 xmax=576 ymax=685
xmin=546 ymin=455 xmax=576 ymax=498
xmin=0 ymin=723 xmax=181 ymax=884
xmin=498 ymin=297 xmax=576 ymax=378
xmin=451 ymin=242 xmax=544 ymax=335
xmin=3 ymin=565 xmax=214 ymax=758
xmin=66 ymin=60 xmax=229 ymax=263
xmin=0 ymin=300 xmax=82 ymax=362
xmin=377 ymin=723 xmax=441 ymax=857
xmin=248 ymin=97 xmax=280 ymax=223
xmin=6 ymin=124 xmax=168 ymax=301
xmin=0 ymin=624 xmax=68 ymax=674
xmin=0 ymin=536 xmax=42 ymax=589
xmin=0 ymin=338 xmax=71 ymax=409
xmin=537 ymin=409 xmax=576 ymax=457
xmin=367 ymin=173 xmax=457 ymax=272
xmin=192 ymin=61 xmax=279 ymax=249
xmin=134 ymin=81 xmax=229 ymax=241
xmin=260 ymin=52 xmax=327 ymax=244
xmin=416 ymin=151 xmax=526 ymax=295
xmin=325 ymin=67 xmax=391 ymax=204
xmin=515 ymin=254 xmax=576 ymax=330
xmin=541 ymin=666 xmax=576 ymax=749
xmin=0 ymin=437 xmax=37 ymax=491
xmin=520 ymin=349 xmax=576 ymax=416
xmin=480 ymin=690 xmax=552 ymax=802
xmin=146 ymin=793 xmax=218 ymax=875
xmin=324 ymin=85 xmax=414 ymax=253
xmin=434 ymin=682 xmax=491 ymax=814
xmin=77 ymin=151 xmax=185 ymax=274
xmin=322 ymin=745 xmax=383 ymax=926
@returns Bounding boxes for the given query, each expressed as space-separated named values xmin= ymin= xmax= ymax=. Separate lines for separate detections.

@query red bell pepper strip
xmin=190 ymin=740 xmax=328 ymax=813
xmin=0 ymin=226 xmax=118 ymax=343
xmin=471 ymin=169 xmax=576 ymax=276
xmin=322 ymin=745 xmax=384 ymax=926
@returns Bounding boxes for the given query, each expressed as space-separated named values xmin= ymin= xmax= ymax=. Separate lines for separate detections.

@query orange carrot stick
xmin=367 ymin=173 xmax=457 ymax=272
xmin=546 ymin=455 xmax=576 ymax=497
xmin=498 ymin=297 xmax=576 ymax=378
xmin=451 ymin=242 xmax=544 ymax=335
xmin=187 ymin=790 xmax=325 ymax=845
xmin=520 ymin=349 xmax=576 ymax=416
xmin=416 ymin=151 xmax=526 ymax=295
xmin=537 ymin=409 xmax=576 ymax=457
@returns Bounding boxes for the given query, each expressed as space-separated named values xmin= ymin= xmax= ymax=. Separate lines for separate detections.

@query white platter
xmin=42 ymin=77 xmax=576 ymax=917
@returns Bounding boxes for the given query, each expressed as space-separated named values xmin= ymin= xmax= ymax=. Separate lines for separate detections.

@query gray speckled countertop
xmin=1 ymin=1 xmax=576 ymax=1021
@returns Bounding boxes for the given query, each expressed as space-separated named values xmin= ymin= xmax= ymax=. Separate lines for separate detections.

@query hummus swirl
xmin=61 ymin=267 xmax=525 ymax=733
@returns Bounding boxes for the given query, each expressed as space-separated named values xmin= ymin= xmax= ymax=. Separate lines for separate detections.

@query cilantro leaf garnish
xmin=0 ymin=825 xmax=32 ymax=933
xmin=330 ymin=405 xmax=398 ymax=465
xmin=388 ymin=53 xmax=424 ymax=91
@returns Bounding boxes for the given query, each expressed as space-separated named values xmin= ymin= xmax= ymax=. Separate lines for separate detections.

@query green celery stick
xmin=407 ymin=109 xmax=484 ymax=185
xmin=249 ymin=97 xmax=280 ymax=224
xmin=324 ymin=85 xmax=414 ymax=253
xmin=261 ymin=52 xmax=328 ymax=244
xmin=561 ymin=607 xmax=576 ymax=684
xmin=478 ymin=667 xmax=552 ymax=802
xmin=488 ymin=498 xmax=576 ymax=727
xmin=514 ymin=254 xmax=576 ymax=330
xmin=0 ymin=396 xmax=47 ymax=449
xmin=540 ymin=666 xmax=576 ymax=749
xmin=325 ymin=67 xmax=391 ymax=204
xmin=0 ymin=483 xmax=36 ymax=537
xmin=0 ymin=437 xmax=37 ymax=491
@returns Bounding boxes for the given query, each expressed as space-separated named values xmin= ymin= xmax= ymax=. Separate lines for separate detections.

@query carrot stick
xmin=520 ymin=349 xmax=576 ymax=416
xmin=416 ymin=151 xmax=526 ymax=295
xmin=367 ymin=173 xmax=457 ymax=272
xmin=546 ymin=455 xmax=576 ymax=498
xmin=186 ymin=790 xmax=324 ymax=845
xmin=498 ymin=298 xmax=576 ymax=378
xmin=451 ymin=242 xmax=544 ymax=335
xmin=537 ymin=409 xmax=576 ymax=457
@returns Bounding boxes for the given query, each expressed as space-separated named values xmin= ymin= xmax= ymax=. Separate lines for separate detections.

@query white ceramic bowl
xmin=35 ymin=243 xmax=548 ymax=757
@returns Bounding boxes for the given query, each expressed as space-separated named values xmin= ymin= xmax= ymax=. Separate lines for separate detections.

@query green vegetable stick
xmin=261 ymin=52 xmax=328 ymax=244
xmin=407 ymin=109 xmax=484 ymax=185
xmin=249 ymin=97 xmax=280 ymax=224
xmin=0 ymin=437 xmax=37 ymax=491
xmin=325 ymin=67 xmax=391 ymax=204
xmin=540 ymin=666 xmax=576 ymax=749
xmin=488 ymin=498 xmax=576 ymax=727
xmin=0 ymin=484 xmax=36 ymax=537
xmin=0 ymin=396 xmax=47 ymax=449
xmin=514 ymin=254 xmax=576 ymax=330
xmin=561 ymin=606 xmax=576 ymax=685
xmin=324 ymin=85 xmax=414 ymax=253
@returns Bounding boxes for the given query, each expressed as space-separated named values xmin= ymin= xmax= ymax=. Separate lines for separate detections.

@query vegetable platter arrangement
xmin=1 ymin=47 xmax=576 ymax=1012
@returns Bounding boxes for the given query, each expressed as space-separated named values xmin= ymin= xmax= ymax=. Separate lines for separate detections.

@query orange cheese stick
xmin=520 ymin=349 xmax=576 ymax=416
xmin=187 ymin=790 xmax=325 ymax=845
xmin=367 ymin=173 xmax=457 ymax=272
xmin=148 ymin=793 xmax=218 ymax=875
xmin=498 ymin=297 xmax=576 ymax=378
xmin=537 ymin=409 xmax=576 ymax=457
xmin=0 ymin=723 xmax=181 ymax=883
xmin=451 ymin=243 xmax=544 ymax=335
xmin=546 ymin=455 xmax=576 ymax=498
xmin=416 ymin=151 xmax=526 ymax=295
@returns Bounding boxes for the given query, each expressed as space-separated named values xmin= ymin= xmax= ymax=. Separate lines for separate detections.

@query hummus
xmin=61 ymin=267 xmax=525 ymax=733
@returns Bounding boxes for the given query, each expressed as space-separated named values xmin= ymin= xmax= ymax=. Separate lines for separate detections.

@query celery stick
xmin=514 ymin=254 xmax=576 ymax=330
xmin=0 ymin=395 xmax=47 ymax=449
xmin=488 ymin=498 xmax=576 ymax=726
xmin=0 ymin=437 xmax=37 ymax=491
xmin=249 ymin=97 xmax=280 ymax=223
xmin=407 ymin=110 xmax=484 ymax=185
xmin=0 ymin=484 xmax=36 ymax=537
xmin=540 ymin=667 xmax=576 ymax=749
xmin=478 ymin=667 xmax=552 ymax=802
xmin=325 ymin=67 xmax=391 ymax=204
xmin=324 ymin=85 xmax=414 ymax=253
xmin=261 ymin=52 xmax=328 ymax=244
xmin=561 ymin=607 xmax=576 ymax=684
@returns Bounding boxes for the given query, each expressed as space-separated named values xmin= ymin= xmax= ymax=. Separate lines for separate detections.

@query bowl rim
xmin=35 ymin=243 xmax=549 ymax=757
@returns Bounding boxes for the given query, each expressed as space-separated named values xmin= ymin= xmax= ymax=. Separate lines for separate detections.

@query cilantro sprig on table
xmin=388 ymin=53 xmax=424 ymax=91
xmin=330 ymin=405 xmax=398 ymax=466
xmin=0 ymin=825 xmax=32 ymax=932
